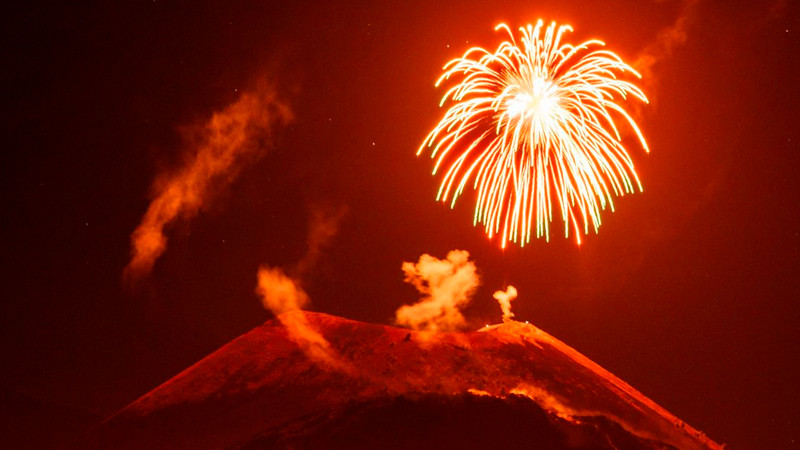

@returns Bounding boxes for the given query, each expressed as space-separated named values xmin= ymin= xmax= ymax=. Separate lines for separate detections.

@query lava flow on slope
xmin=101 ymin=311 xmax=722 ymax=449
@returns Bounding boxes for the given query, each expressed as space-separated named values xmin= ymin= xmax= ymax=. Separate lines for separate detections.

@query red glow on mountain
xmin=102 ymin=312 xmax=722 ymax=449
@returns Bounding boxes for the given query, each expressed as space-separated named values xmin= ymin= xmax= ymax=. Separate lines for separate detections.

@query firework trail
xmin=419 ymin=20 xmax=649 ymax=247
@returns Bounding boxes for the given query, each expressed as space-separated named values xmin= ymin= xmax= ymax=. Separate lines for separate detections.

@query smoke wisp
xmin=255 ymin=207 xmax=350 ymax=372
xmin=124 ymin=82 xmax=292 ymax=284
xmin=395 ymin=250 xmax=480 ymax=332
xmin=295 ymin=206 xmax=348 ymax=277
xmin=256 ymin=266 xmax=309 ymax=314
xmin=493 ymin=285 xmax=517 ymax=323
xmin=635 ymin=0 xmax=699 ymax=88
xmin=255 ymin=267 xmax=349 ymax=371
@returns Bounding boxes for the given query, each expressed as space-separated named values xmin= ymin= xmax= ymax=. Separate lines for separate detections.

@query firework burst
xmin=419 ymin=20 xmax=649 ymax=247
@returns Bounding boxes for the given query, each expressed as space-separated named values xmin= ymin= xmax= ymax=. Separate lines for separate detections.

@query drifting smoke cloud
xmin=493 ymin=285 xmax=517 ymax=323
xmin=255 ymin=208 xmax=350 ymax=372
xmin=124 ymin=82 xmax=292 ymax=284
xmin=395 ymin=250 xmax=480 ymax=332
xmin=635 ymin=0 xmax=699 ymax=87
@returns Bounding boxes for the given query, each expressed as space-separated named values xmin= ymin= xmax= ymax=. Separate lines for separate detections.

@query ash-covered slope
xmin=101 ymin=312 xmax=721 ymax=449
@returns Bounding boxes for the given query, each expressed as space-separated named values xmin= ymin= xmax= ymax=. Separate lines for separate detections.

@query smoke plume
xmin=255 ymin=266 xmax=348 ymax=371
xmin=395 ymin=250 xmax=480 ymax=332
xmin=254 ymin=207 xmax=350 ymax=372
xmin=493 ymin=285 xmax=517 ymax=323
xmin=255 ymin=266 xmax=309 ymax=314
xmin=635 ymin=0 xmax=699 ymax=86
xmin=124 ymin=82 xmax=291 ymax=284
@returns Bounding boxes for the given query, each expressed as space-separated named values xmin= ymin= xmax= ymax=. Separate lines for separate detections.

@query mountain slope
xmin=101 ymin=311 xmax=722 ymax=449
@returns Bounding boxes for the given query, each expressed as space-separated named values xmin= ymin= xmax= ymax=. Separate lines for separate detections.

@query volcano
xmin=101 ymin=312 xmax=722 ymax=449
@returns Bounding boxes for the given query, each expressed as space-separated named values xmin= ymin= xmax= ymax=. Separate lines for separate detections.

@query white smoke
xmin=395 ymin=250 xmax=480 ymax=332
xmin=493 ymin=285 xmax=518 ymax=323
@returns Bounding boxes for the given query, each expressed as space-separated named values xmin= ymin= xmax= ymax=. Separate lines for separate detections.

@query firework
xmin=419 ymin=20 xmax=649 ymax=247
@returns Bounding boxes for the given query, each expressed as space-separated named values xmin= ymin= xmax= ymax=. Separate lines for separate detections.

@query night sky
xmin=1 ymin=1 xmax=798 ymax=448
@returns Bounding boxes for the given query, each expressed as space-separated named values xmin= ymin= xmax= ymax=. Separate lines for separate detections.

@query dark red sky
xmin=1 ymin=1 xmax=798 ymax=448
